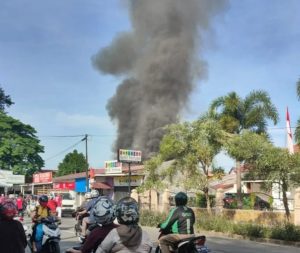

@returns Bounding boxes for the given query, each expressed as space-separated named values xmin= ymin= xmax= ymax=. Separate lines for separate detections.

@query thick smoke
xmin=92 ymin=0 xmax=227 ymax=159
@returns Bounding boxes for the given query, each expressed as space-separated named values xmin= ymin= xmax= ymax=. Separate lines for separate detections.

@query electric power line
xmin=44 ymin=139 xmax=84 ymax=161
xmin=38 ymin=134 xmax=86 ymax=138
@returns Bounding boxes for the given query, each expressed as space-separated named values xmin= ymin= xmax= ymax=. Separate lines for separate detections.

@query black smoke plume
xmin=92 ymin=0 xmax=228 ymax=159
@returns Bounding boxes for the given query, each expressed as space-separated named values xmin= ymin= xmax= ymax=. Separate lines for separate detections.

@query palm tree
xmin=295 ymin=79 xmax=300 ymax=144
xmin=209 ymin=90 xmax=279 ymax=135
xmin=209 ymin=90 xmax=279 ymax=208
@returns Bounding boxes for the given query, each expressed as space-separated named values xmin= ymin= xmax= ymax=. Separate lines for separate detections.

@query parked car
xmin=50 ymin=191 xmax=77 ymax=216
xmin=223 ymin=193 xmax=271 ymax=210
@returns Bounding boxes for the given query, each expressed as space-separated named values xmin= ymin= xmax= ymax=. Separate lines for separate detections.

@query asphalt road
xmin=23 ymin=216 xmax=299 ymax=253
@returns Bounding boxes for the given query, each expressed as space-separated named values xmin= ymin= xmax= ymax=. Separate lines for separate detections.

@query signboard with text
xmin=105 ymin=160 xmax=122 ymax=174
xmin=118 ymin=149 xmax=142 ymax=163
xmin=33 ymin=172 xmax=53 ymax=183
xmin=0 ymin=170 xmax=25 ymax=184
xmin=53 ymin=182 xmax=75 ymax=190
xmin=114 ymin=176 xmax=143 ymax=187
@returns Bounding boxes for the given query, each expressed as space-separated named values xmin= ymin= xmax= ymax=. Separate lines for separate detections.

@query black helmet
xmin=116 ymin=197 xmax=139 ymax=225
xmin=39 ymin=195 xmax=48 ymax=203
xmin=175 ymin=192 xmax=188 ymax=206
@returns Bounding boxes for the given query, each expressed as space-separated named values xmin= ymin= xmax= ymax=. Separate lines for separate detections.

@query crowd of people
xmin=0 ymin=190 xmax=195 ymax=253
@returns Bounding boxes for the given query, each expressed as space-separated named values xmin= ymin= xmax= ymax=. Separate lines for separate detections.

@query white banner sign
xmin=0 ymin=170 xmax=25 ymax=184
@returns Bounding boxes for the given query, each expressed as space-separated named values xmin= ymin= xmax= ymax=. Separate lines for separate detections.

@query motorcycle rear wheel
xmin=155 ymin=246 xmax=162 ymax=253
xmin=46 ymin=241 xmax=60 ymax=253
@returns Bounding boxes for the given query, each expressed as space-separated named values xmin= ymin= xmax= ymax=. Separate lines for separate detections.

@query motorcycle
xmin=72 ymin=207 xmax=89 ymax=236
xmin=155 ymin=228 xmax=210 ymax=253
xmin=27 ymin=216 xmax=61 ymax=253
xmin=72 ymin=207 xmax=97 ymax=243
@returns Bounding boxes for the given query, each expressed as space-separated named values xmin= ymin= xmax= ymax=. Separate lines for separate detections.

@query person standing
xmin=55 ymin=193 xmax=62 ymax=222
xmin=47 ymin=195 xmax=58 ymax=216
xmin=0 ymin=198 xmax=27 ymax=253
xmin=16 ymin=193 xmax=25 ymax=218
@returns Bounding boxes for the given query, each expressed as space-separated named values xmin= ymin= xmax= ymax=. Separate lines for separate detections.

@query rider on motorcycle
xmin=158 ymin=192 xmax=195 ymax=253
xmin=95 ymin=197 xmax=152 ymax=253
xmin=78 ymin=189 xmax=101 ymax=240
xmin=66 ymin=196 xmax=118 ymax=253
xmin=30 ymin=195 xmax=52 ymax=252
xmin=0 ymin=198 xmax=27 ymax=253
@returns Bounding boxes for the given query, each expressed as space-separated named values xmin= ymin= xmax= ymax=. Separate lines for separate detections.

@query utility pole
xmin=82 ymin=134 xmax=89 ymax=192
xmin=128 ymin=163 xmax=131 ymax=195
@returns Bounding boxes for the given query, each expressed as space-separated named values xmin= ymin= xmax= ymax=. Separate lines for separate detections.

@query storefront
xmin=0 ymin=169 xmax=25 ymax=195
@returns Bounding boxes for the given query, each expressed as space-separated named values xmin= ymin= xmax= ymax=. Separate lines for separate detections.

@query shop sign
xmin=33 ymin=172 xmax=53 ymax=183
xmin=0 ymin=170 xmax=25 ymax=184
xmin=114 ymin=176 xmax=143 ymax=187
xmin=105 ymin=160 xmax=122 ymax=174
xmin=118 ymin=149 xmax=142 ymax=163
xmin=53 ymin=182 xmax=75 ymax=190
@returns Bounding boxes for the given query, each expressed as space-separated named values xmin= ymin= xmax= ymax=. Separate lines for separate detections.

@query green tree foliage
xmin=0 ymin=89 xmax=44 ymax=179
xmin=57 ymin=149 xmax=88 ymax=176
xmin=209 ymin=90 xmax=279 ymax=207
xmin=0 ymin=87 xmax=14 ymax=112
xmin=0 ymin=113 xmax=44 ymax=176
xmin=157 ymin=118 xmax=226 ymax=213
xmin=226 ymin=131 xmax=300 ymax=219
xmin=209 ymin=90 xmax=279 ymax=135
xmin=138 ymin=155 xmax=165 ymax=193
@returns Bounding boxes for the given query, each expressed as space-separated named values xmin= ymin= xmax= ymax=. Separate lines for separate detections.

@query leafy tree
xmin=0 ymin=112 xmax=44 ymax=178
xmin=137 ymin=155 xmax=165 ymax=210
xmin=209 ymin=90 xmax=279 ymax=207
xmin=226 ymin=131 xmax=300 ymax=219
xmin=0 ymin=87 xmax=14 ymax=113
xmin=57 ymin=149 xmax=88 ymax=176
xmin=156 ymin=118 xmax=226 ymax=213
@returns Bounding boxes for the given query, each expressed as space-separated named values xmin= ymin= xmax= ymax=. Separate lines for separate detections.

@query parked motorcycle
xmin=27 ymin=217 xmax=61 ymax=253
xmin=155 ymin=228 xmax=210 ymax=253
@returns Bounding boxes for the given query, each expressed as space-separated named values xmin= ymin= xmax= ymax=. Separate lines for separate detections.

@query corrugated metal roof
xmin=53 ymin=172 xmax=87 ymax=182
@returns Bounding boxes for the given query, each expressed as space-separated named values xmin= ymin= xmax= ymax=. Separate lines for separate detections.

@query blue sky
xmin=1 ymin=0 xmax=299 ymax=171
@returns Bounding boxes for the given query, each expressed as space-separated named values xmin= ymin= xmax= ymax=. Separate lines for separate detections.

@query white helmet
xmin=90 ymin=189 xmax=99 ymax=198
xmin=91 ymin=196 xmax=116 ymax=225
xmin=84 ymin=192 xmax=92 ymax=199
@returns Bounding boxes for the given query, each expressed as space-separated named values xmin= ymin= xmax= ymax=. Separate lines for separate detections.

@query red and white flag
xmin=286 ymin=107 xmax=294 ymax=154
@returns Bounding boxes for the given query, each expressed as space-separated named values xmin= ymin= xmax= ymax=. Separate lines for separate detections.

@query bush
xmin=139 ymin=210 xmax=167 ymax=227
xmin=195 ymin=193 xmax=216 ymax=208
xmin=196 ymin=214 xmax=233 ymax=233
xmin=140 ymin=209 xmax=300 ymax=242
xmin=232 ymin=223 xmax=266 ymax=238
xmin=270 ymin=223 xmax=300 ymax=241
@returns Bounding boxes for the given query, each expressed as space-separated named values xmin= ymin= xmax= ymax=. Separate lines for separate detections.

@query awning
xmin=0 ymin=182 xmax=13 ymax=187
xmin=90 ymin=182 xmax=112 ymax=190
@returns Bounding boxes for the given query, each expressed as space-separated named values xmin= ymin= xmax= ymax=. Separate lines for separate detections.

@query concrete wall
xmin=135 ymin=188 xmax=298 ymax=226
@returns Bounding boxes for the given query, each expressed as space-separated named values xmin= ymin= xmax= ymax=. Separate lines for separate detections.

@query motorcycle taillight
xmin=195 ymin=237 xmax=206 ymax=246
